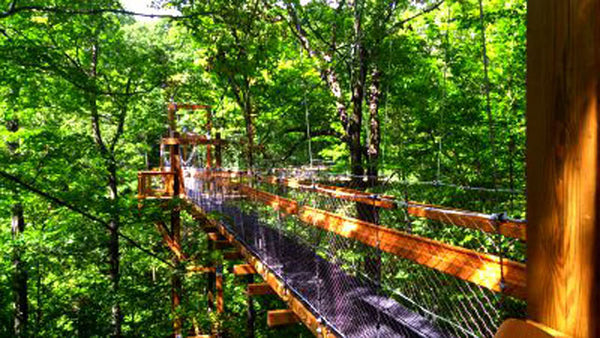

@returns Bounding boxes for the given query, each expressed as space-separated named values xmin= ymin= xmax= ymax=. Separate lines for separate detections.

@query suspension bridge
xmin=135 ymin=102 xmax=549 ymax=338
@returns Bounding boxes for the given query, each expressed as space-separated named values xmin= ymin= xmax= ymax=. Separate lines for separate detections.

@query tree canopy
xmin=0 ymin=0 xmax=526 ymax=336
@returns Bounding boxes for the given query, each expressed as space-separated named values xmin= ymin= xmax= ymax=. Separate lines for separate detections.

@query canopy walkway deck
xmin=186 ymin=180 xmax=447 ymax=337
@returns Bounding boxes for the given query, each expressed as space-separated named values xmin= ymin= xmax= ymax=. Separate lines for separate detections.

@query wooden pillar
xmin=170 ymin=125 xmax=184 ymax=337
xmin=216 ymin=265 xmax=224 ymax=314
xmin=171 ymin=168 xmax=183 ymax=338
xmin=527 ymin=0 xmax=600 ymax=336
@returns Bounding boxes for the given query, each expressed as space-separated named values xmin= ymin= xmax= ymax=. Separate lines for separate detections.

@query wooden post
xmin=216 ymin=265 xmax=224 ymax=314
xmin=169 ymin=112 xmax=184 ymax=337
xmin=527 ymin=0 xmax=600 ymax=336
xmin=171 ymin=167 xmax=183 ymax=338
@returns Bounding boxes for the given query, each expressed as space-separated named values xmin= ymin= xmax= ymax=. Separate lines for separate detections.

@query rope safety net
xmin=184 ymin=166 xmax=526 ymax=338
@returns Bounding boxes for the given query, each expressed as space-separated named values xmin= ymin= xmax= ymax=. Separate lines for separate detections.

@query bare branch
xmin=1 ymin=5 xmax=211 ymax=20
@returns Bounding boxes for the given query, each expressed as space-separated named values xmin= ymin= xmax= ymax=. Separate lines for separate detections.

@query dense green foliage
xmin=1 ymin=0 xmax=525 ymax=336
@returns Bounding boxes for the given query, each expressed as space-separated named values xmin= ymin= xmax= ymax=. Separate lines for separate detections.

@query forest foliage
xmin=0 ymin=0 xmax=525 ymax=336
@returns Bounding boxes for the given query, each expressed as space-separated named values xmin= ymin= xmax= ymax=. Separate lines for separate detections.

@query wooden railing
xmin=204 ymin=171 xmax=527 ymax=241
xmin=234 ymin=182 xmax=527 ymax=299
xmin=137 ymin=171 xmax=175 ymax=199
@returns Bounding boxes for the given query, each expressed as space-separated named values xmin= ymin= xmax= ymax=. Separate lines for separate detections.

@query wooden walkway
xmin=187 ymin=188 xmax=449 ymax=338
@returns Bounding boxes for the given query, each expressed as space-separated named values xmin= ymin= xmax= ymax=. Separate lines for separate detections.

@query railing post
xmin=527 ymin=0 xmax=600 ymax=336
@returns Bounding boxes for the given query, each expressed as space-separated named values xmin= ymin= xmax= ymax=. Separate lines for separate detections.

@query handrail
xmin=203 ymin=170 xmax=527 ymax=241
xmin=137 ymin=171 xmax=175 ymax=199
xmin=236 ymin=183 xmax=526 ymax=299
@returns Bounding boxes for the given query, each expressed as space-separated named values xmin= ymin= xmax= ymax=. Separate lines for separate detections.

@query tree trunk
xmin=243 ymin=107 xmax=255 ymax=170
xmin=6 ymin=114 xmax=28 ymax=337
xmin=12 ymin=203 xmax=28 ymax=337
xmin=349 ymin=1 xmax=366 ymax=180
xmin=107 ymin=163 xmax=122 ymax=338
xmin=367 ymin=67 xmax=381 ymax=179
xmin=90 ymin=42 xmax=122 ymax=337
xmin=243 ymin=85 xmax=255 ymax=171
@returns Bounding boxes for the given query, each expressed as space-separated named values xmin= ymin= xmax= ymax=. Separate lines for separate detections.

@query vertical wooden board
xmin=527 ymin=0 xmax=600 ymax=336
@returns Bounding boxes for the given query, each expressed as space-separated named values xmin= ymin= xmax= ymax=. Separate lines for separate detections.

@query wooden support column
xmin=171 ymin=162 xmax=183 ymax=338
xmin=168 ymin=112 xmax=184 ymax=337
xmin=527 ymin=0 xmax=600 ymax=336
xmin=215 ymin=265 xmax=224 ymax=314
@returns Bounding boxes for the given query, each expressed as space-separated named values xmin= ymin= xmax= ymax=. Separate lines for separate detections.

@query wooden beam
xmin=207 ymin=232 xmax=231 ymax=249
xmin=224 ymin=251 xmax=243 ymax=260
xmin=155 ymin=221 xmax=187 ymax=261
xmin=162 ymin=136 xmax=225 ymax=146
xmin=184 ymin=200 xmax=337 ymax=337
xmin=240 ymin=185 xmax=298 ymax=215
xmin=236 ymin=183 xmax=527 ymax=297
xmin=186 ymin=266 xmax=216 ymax=274
xmin=238 ymin=182 xmax=526 ymax=240
xmin=298 ymin=206 xmax=526 ymax=299
xmin=207 ymin=232 xmax=225 ymax=241
xmin=233 ymin=264 xmax=257 ymax=276
xmin=247 ymin=283 xmax=276 ymax=296
xmin=169 ymin=103 xmax=212 ymax=111
xmin=260 ymin=176 xmax=397 ymax=209
xmin=527 ymin=0 xmax=600 ymax=336
xmin=267 ymin=310 xmax=300 ymax=327
xmin=407 ymin=202 xmax=527 ymax=241
xmin=213 ymin=173 xmax=525 ymax=241
xmin=137 ymin=171 xmax=175 ymax=199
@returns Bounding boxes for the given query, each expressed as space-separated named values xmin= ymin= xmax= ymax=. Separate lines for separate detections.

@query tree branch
xmin=0 ymin=170 xmax=174 ymax=267
xmin=1 ymin=5 xmax=211 ymax=20
xmin=387 ymin=0 xmax=445 ymax=34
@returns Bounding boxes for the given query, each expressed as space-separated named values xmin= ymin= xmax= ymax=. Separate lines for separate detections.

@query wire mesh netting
xmin=184 ymin=167 xmax=526 ymax=338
